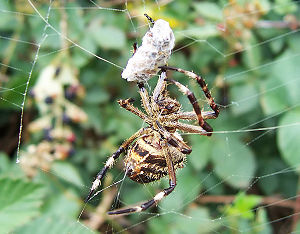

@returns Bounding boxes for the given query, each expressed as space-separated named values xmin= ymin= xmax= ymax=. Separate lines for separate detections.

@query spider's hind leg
xmin=108 ymin=145 xmax=176 ymax=215
xmin=85 ymin=128 xmax=146 ymax=203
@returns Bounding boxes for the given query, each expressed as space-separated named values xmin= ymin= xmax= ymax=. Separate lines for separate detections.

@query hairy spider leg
xmin=137 ymin=82 xmax=153 ymax=116
xmin=144 ymin=13 xmax=155 ymax=26
xmin=159 ymin=66 xmax=220 ymax=118
xmin=107 ymin=144 xmax=176 ymax=215
xmin=152 ymin=72 xmax=217 ymax=122
xmin=165 ymin=121 xmax=208 ymax=135
xmin=152 ymin=71 xmax=167 ymax=103
xmin=160 ymin=111 xmax=217 ymax=123
xmin=118 ymin=98 xmax=151 ymax=124
xmin=155 ymin=120 xmax=192 ymax=154
xmin=166 ymin=78 xmax=213 ymax=136
xmin=85 ymin=128 xmax=146 ymax=202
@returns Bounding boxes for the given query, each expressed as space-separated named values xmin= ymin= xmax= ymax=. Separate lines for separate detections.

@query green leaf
xmin=261 ymin=51 xmax=300 ymax=115
xmin=230 ymin=83 xmax=259 ymax=115
xmin=193 ymin=2 xmax=223 ymax=22
xmin=230 ymin=192 xmax=261 ymax=219
xmin=271 ymin=52 xmax=300 ymax=106
xmin=180 ymin=25 xmax=220 ymax=40
xmin=15 ymin=214 xmax=96 ymax=234
xmin=0 ymin=152 xmax=10 ymax=173
xmin=0 ymin=2 xmax=18 ymax=30
xmin=42 ymin=190 xmax=81 ymax=218
xmin=253 ymin=208 xmax=272 ymax=234
xmin=0 ymin=178 xmax=45 ymax=233
xmin=242 ymin=36 xmax=262 ymax=69
xmin=212 ymin=136 xmax=256 ymax=188
xmin=274 ymin=0 xmax=297 ymax=14
xmin=148 ymin=216 xmax=171 ymax=234
xmin=172 ymin=207 xmax=220 ymax=233
xmin=270 ymin=39 xmax=284 ymax=54
xmin=83 ymin=106 xmax=103 ymax=133
xmin=257 ymin=158 xmax=283 ymax=195
xmin=72 ymin=36 xmax=97 ymax=68
xmin=84 ymin=87 xmax=109 ymax=104
xmin=189 ymin=135 xmax=212 ymax=170
xmin=224 ymin=192 xmax=261 ymax=221
xmin=288 ymin=33 xmax=300 ymax=53
xmin=51 ymin=161 xmax=84 ymax=188
xmin=90 ymin=24 xmax=126 ymax=50
xmin=159 ymin=167 xmax=202 ymax=213
xmin=149 ymin=207 xmax=220 ymax=234
xmin=277 ymin=109 xmax=300 ymax=167
xmin=260 ymin=75 xmax=289 ymax=115
xmin=121 ymin=180 xmax=156 ymax=209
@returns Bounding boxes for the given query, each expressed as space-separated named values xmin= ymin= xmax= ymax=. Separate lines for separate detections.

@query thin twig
xmin=292 ymin=178 xmax=300 ymax=231
xmin=256 ymin=17 xmax=299 ymax=30
xmin=84 ymin=174 xmax=118 ymax=230
xmin=197 ymin=195 xmax=295 ymax=209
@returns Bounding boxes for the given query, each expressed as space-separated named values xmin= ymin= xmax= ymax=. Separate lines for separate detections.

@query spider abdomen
xmin=124 ymin=131 xmax=185 ymax=183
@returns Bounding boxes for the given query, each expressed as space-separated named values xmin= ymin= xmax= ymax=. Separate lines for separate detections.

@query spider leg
xmin=155 ymin=120 xmax=192 ymax=154
xmin=152 ymin=71 xmax=167 ymax=103
xmin=159 ymin=66 xmax=220 ymax=118
xmin=165 ymin=121 xmax=208 ymax=135
xmin=118 ymin=98 xmax=151 ymax=124
xmin=144 ymin=13 xmax=155 ymax=26
xmin=85 ymin=128 xmax=146 ymax=202
xmin=107 ymin=144 xmax=176 ymax=215
xmin=176 ymin=111 xmax=217 ymax=120
xmin=166 ymin=78 xmax=213 ymax=136
xmin=137 ymin=82 xmax=152 ymax=116
xmin=132 ymin=42 xmax=137 ymax=55
xmin=161 ymin=111 xmax=217 ymax=122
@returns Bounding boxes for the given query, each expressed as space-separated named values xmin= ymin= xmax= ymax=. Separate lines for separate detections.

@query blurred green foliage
xmin=0 ymin=0 xmax=300 ymax=233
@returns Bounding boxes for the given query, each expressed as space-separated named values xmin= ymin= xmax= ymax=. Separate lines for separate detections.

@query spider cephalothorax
xmin=86 ymin=69 xmax=219 ymax=215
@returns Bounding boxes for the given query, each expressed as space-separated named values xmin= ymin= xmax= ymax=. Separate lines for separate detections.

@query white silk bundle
xmin=122 ymin=19 xmax=175 ymax=82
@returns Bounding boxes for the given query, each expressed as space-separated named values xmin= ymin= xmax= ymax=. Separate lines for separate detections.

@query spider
xmin=86 ymin=67 xmax=220 ymax=215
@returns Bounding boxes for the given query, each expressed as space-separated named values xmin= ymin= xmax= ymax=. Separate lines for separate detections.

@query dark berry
xmin=43 ymin=128 xmax=53 ymax=141
xmin=62 ymin=113 xmax=71 ymax=124
xmin=64 ymin=86 xmax=78 ymax=100
xmin=54 ymin=67 xmax=61 ymax=77
xmin=64 ymin=89 xmax=76 ymax=100
xmin=29 ymin=89 xmax=35 ymax=98
xmin=45 ymin=96 xmax=53 ymax=104
xmin=68 ymin=148 xmax=75 ymax=157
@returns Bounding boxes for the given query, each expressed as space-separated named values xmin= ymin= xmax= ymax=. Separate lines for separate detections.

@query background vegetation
xmin=0 ymin=0 xmax=300 ymax=233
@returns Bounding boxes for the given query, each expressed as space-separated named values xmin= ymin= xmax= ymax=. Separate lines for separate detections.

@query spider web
xmin=1 ymin=0 xmax=300 ymax=233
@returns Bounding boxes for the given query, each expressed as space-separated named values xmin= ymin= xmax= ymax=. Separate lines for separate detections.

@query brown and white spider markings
xmin=86 ymin=68 xmax=220 ymax=215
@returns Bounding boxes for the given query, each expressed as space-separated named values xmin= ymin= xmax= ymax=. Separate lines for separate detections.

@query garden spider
xmin=86 ymin=67 xmax=220 ymax=215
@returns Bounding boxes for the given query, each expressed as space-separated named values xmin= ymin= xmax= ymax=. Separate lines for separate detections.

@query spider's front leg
xmin=166 ymin=78 xmax=214 ymax=136
xmin=160 ymin=65 xmax=220 ymax=118
xmin=144 ymin=13 xmax=155 ymax=26
xmin=108 ymin=144 xmax=176 ymax=215
xmin=85 ymin=128 xmax=146 ymax=202
xmin=117 ymin=98 xmax=151 ymax=124
xmin=137 ymin=82 xmax=152 ymax=116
